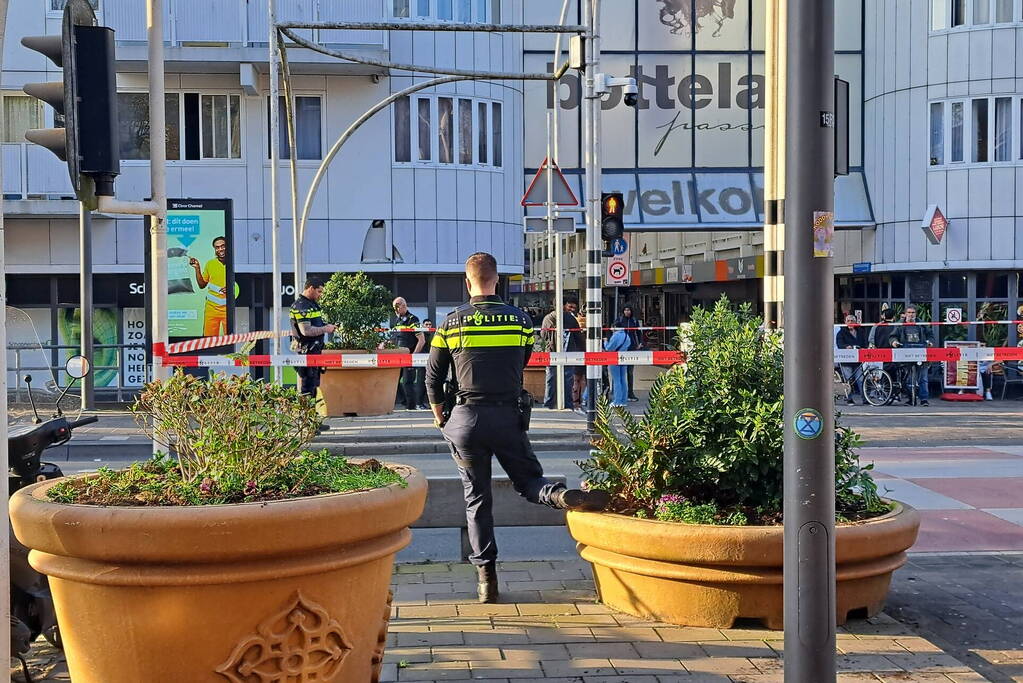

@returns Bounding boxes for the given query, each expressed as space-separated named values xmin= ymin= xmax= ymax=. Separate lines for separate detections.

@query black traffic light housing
xmin=601 ymin=192 xmax=624 ymax=241
xmin=22 ymin=0 xmax=119 ymax=206
xmin=600 ymin=191 xmax=625 ymax=256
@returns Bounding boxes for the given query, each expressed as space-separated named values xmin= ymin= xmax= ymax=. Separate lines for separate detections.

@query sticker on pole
xmin=793 ymin=409 xmax=824 ymax=440
xmin=812 ymin=211 xmax=834 ymax=258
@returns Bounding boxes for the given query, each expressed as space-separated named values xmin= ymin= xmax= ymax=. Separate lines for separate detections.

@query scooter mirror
xmin=65 ymin=355 xmax=91 ymax=379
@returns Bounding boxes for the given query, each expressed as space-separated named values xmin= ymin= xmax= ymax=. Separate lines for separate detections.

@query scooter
xmin=9 ymin=355 xmax=97 ymax=682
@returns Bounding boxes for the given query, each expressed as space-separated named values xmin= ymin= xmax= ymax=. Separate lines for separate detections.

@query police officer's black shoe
xmin=477 ymin=562 xmax=499 ymax=604
xmin=553 ymin=488 xmax=611 ymax=512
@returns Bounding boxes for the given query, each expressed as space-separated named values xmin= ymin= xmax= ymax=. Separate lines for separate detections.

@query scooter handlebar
xmin=68 ymin=416 xmax=99 ymax=430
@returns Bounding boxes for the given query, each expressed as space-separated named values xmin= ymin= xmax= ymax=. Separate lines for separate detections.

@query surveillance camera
xmin=623 ymin=82 xmax=639 ymax=108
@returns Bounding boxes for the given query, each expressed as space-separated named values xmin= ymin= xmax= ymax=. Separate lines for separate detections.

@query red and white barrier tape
xmin=839 ymin=320 xmax=1023 ymax=328
xmin=835 ymin=347 xmax=1023 ymax=363
xmin=153 ymin=347 xmax=686 ymax=369
xmin=164 ymin=330 xmax=290 ymax=355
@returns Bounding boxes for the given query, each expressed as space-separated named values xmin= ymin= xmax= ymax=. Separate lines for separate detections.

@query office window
xmin=458 ymin=98 xmax=473 ymax=164
xmin=972 ymin=98 xmax=989 ymax=162
xmin=116 ymin=92 xmax=181 ymax=161
xmin=932 ymin=0 xmax=948 ymax=28
xmin=393 ymin=0 xmax=410 ymax=18
xmin=418 ymin=98 xmax=432 ymax=161
xmin=492 ymin=102 xmax=503 ymax=167
xmin=438 ymin=97 xmax=454 ymax=163
xmin=394 ymin=96 xmax=411 ymax=162
xmin=952 ymin=0 xmax=967 ymax=25
xmin=476 ymin=0 xmax=488 ymax=22
xmin=50 ymin=0 xmax=97 ymax=9
xmin=416 ymin=0 xmax=430 ymax=17
xmin=394 ymin=0 xmax=492 ymax=21
xmin=477 ymin=102 xmax=488 ymax=164
xmin=394 ymin=95 xmax=502 ymax=168
xmin=996 ymin=0 xmax=1014 ymax=21
xmin=2 ymin=95 xmax=43 ymax=143
xmin=994 ymin=96 xmax=1012 ymax=161
xmin=438 ymin=0 xmax=452 ymax=20
xmin=267 ymin=96 xmax=322 ymax=160
xmin=974 ymin=0 xmax=991 ymax=23
xmin=950 ymin=101 xmax=964 ymax=162
xmin=930 ymin=102 xmax=944 ymax=165
xmin=457 ymin=0 xmax=471 ymax=21
xmin=200 ymin=95 xmax=241 ymax=159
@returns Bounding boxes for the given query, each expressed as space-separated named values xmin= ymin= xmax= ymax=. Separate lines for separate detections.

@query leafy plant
xmin=47 ymin=451 xmax=405 ymax=506
xmin=977 ymin=302 xmax=1008 ymax=348
xmin=318 ymin=271 xmax=393 ymax=350
xmin=579 ymin=297 xmax=890 ymax=525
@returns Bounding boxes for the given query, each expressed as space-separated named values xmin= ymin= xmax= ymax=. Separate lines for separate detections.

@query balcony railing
xmin=101 ymin=0 xmax=384 ymax=47
xmin=2 ymin=143 xmax=75 ymax=199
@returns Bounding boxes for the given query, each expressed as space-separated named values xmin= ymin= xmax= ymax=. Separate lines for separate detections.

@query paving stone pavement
xmin=13 ymin=558 xmax=1013 ymax=683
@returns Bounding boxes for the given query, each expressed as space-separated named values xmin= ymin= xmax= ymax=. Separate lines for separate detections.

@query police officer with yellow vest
xmin=426 ymin=252 xmax=609 ymax=604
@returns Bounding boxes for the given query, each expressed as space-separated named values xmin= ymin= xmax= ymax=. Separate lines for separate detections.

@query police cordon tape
xmin=835 ymin=347 xmax=1023 ymax=363
xmin=152 ymin=344 xmax=686 ymax=369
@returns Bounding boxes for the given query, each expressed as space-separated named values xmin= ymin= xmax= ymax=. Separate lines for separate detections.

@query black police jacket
xmin=289 ymin=294 xmax=325 ymax=354
xmin=425 ymin=295 xmax=535 ymax=405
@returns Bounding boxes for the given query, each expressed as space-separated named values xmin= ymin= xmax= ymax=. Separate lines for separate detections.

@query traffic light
xmin=22 ymin=0 xmax=119 ymax=205
xmin=601 ymin=192 xmax=625 ymax=241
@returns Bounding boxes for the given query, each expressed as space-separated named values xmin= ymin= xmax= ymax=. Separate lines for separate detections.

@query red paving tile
xmin=909 ymin=477 xmax=1023 ymax=509
xmin=860 ymin=447 xmax=1017 ymax=461
xmin=913 ymin=509 xmax=1023 ymax=552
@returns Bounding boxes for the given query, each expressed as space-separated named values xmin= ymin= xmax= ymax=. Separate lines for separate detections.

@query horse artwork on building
xmin=657 ymin=0 xmax=738 ymax=38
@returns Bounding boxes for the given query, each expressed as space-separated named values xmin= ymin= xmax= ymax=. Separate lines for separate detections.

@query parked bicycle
xmin=833 ymin=362 xmax=892 ymax=407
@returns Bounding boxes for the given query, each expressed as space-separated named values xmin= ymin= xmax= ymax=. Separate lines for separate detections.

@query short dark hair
xmin=465 ymin=252 xmax=498 ymax=282
xmin=213 ymin=236 xmax=226 ymax=246
xmin=305 ymin=275 xmax=325 ymax=289
xmin=563 ymin=297 xmax=579 ymax=306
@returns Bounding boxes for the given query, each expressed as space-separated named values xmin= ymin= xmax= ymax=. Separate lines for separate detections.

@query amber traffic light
xmin=600 ymin=192 xmax=624 ymax=241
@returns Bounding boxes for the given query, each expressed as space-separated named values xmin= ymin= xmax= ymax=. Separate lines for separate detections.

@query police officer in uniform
xmin=426 ymin=252 xmax=609 ymax=604
xmin=290 ymin=276 xmax=335 ymax=397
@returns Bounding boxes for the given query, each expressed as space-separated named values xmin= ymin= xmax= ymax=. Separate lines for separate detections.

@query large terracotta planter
xmin=567 ymin=502 xmax=920 ymax=629
xmin=319 ymin=349 xmax=404 ymax=417
xmin=10 ymin=465 xmax=427 ymax=683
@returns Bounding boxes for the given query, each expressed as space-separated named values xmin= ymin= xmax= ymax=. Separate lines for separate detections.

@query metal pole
xmin=552 ymin=0 xmax=570 ymax=411
xmin=548 ymin=112 xmax=566 ymax=410
xmin=583 ymin=0 xmax=602 ymax=432
xmin=80 ymin=203 xmax=94 ymax=410
xmin=783 ymin=0 xmax=836 ymax=680
xmin=279 ymin=36 xmax=303 ymax=295
xmin=0 ymin=0 xmax=13 ymax=664
xmin=269 ymin=0 xmax=283 ymax=382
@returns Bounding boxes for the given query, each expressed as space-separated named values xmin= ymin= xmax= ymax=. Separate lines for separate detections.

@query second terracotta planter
xmin=567 ymin=502 xmax=920 ymax=629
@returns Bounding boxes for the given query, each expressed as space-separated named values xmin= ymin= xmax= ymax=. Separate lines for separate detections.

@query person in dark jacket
xmin=540 ymin=298 xmax=583 ymax=410
xmin=890 ymin=304 xmax=933 ymax=406
xmin=836 ymin=315 xmax=864 ymax=405
xmin=613 ymin=306 xmax=642 ymax=401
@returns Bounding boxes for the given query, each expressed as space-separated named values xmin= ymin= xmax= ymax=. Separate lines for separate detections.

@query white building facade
xmin=2 ymin=0 xmax=525 ymax=393
xmin=520 ymin=0 xmax=1022 ymax=350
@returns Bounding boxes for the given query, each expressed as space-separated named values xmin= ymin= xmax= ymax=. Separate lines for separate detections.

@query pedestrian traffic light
xmin=601 ymin=192 xmax=625 ymax=241
xmin=22 ymin=0 xmax=119 ymax=206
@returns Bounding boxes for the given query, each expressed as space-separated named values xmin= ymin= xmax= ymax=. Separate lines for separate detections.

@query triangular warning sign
xmin=521 ymin=157 xmax=579 ymax=207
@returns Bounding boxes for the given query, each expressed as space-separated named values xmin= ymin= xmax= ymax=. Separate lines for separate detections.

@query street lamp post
xmin=782 ymin=0 xmax=837 ymax=681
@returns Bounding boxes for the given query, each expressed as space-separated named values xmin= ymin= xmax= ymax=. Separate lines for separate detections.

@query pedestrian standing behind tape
xmin=289 ymin=276 xmax=336 ymax=397
xmin=425 ymin=252 xmax=610 ymax=605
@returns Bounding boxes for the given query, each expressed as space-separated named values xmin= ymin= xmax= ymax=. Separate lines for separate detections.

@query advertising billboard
xmin=146 ymin=198 xmax=235 ymax=341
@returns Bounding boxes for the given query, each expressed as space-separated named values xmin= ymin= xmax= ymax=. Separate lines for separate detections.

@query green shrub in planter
xmin=318 ymin=271 xmax=394 ymax=351
xmin=580 ymin=297 xmax=887 ymax=525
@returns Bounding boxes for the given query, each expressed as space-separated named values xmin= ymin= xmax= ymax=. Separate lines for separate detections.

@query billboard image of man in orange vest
xmin=189 ymin=235 xmax=228 ymax=337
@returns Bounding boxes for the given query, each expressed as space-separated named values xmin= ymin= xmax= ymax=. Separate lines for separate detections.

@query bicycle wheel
xmin=863 ymin=368 xmax=893 ymax=406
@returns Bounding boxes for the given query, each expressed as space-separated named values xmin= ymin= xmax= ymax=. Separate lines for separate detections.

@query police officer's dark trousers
xmin=442 ymin=403 xmax=565 ymax=566
xmin=297 ymin=365 xmax=321 ymax=396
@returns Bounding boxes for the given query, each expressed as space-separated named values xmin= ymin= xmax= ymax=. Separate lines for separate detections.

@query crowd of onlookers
xmin=835 ymin=304 xmax=1023 ymax=406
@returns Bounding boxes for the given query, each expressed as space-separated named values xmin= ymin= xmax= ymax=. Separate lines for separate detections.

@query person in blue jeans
xmin=604 ymin=326 xmax=632 ymax=407
xmin=890 ymin=304 xmax=933 ymax=406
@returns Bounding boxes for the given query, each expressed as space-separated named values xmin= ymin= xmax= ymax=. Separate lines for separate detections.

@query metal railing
xmin=101 ymin=0 xmax=384 ymax=47
xmin=7 ymin=342 xmax=147 ymax=404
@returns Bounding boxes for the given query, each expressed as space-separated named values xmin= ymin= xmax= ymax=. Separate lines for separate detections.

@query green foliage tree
xmin=318 ymin=272 xmax=394 ymax=351
xmin=579 ymin=297 xmax=886 ymax=525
